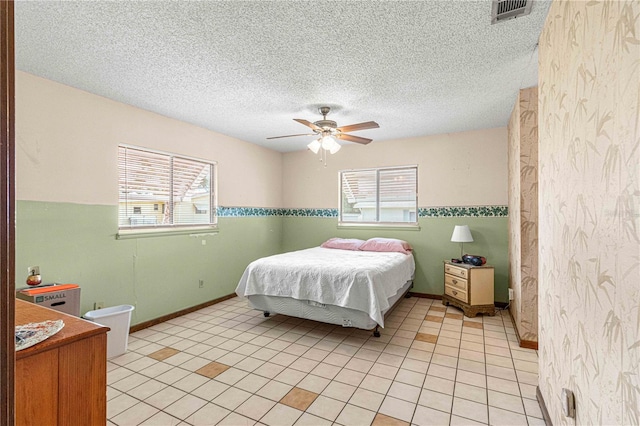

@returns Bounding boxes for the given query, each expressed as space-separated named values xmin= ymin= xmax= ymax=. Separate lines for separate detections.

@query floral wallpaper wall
xmin=538 ymin=0 xmax=639 ymax=424
xmin=508 ymin=87 xmax=539 ymax=344
xmin=508 ymin=91 xmax=522 ymax=336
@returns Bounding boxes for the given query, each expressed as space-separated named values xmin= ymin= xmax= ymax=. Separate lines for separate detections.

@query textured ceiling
xmin=14 ymin=1 xmax=551 ymax=153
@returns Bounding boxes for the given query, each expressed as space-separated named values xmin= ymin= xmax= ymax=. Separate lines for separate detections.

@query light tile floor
xmin=107 ymin=297 xmax=543 ymax=426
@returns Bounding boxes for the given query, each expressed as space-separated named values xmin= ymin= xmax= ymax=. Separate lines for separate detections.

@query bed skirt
xmin=244 ymin=279 xmax=413 ymax=331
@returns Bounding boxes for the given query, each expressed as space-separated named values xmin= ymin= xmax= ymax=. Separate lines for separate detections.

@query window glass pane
xmin=341 ymin=169 xmax=377 ymax=222
xmin=173 ymin=159 xmax=212 ymax=225
xmin=119 ymin=147 xmax=171 ymax=227
xmin=378 ymin=168 xmax=417 ymax=223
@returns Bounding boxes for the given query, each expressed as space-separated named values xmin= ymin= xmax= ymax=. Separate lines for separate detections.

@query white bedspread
xmin=235 ymin=247 xmax=415 ymax=326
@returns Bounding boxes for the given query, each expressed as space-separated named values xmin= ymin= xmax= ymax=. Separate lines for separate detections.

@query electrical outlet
xmin=508 ymin=288 xmax=514 ymax=300
xmin=199 ymin=279 xmax=204 ymax=288
xmin=94 ymin=301 xmax=105 ymax=310
xmin=561 ymin=388 xmax=575 ymax=418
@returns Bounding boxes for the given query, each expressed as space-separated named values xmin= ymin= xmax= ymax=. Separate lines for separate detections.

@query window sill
xmin=337 ymin=223 xmax=420 ymax=231
xmin=116 ymin=226 xmax=219 ymax=239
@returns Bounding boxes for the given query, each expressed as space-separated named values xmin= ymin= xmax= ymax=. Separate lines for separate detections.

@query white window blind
xmin=118 ymin=146 xmax=216 ymax=229
xmin=340 ymin=166 xmax=418 ymax=224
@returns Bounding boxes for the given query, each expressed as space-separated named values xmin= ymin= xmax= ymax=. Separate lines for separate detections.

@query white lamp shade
xmin=451 ymin=225 xmax=473 ymax=243
xmin=307 ymin=139 xmax=321 ymax=154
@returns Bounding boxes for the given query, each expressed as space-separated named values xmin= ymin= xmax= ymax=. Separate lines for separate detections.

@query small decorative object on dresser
xmin=442 ymin=260 xmax=496 ymax=317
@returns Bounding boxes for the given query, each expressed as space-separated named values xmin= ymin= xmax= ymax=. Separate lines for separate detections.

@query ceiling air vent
xmin=491 ymin=0 xmax=533 ymax=24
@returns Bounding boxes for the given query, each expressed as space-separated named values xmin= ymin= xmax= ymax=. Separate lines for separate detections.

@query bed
xmin=235 ymin=239 xmax=415 ymax=337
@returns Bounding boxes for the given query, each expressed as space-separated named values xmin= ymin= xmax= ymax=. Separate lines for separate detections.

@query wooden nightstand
xmin=442 ymin=261 xmax=496 ymax=317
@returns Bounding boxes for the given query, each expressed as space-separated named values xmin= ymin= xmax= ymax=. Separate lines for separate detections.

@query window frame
xmin=339 ymin=165 xmax=418 ymax=227
xmin=118 ymin=144 xmax=218 ymax=235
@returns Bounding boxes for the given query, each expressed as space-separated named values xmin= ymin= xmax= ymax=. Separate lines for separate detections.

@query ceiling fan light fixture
xmin=307 ymin=139 xmax=321 ymax=154
xmin=321 ymin=135 xmax=337 ymax=150
xmin=267 ymin=106 xmax=379 ymax=158
xmin=329 ymin=142 xmax=341 ymax=154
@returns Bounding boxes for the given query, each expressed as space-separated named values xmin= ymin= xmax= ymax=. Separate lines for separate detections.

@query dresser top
xmin=15 ymin=299 xmax=109 ymax=359
xmin=444 ymin=260 xmax=493 ymax=269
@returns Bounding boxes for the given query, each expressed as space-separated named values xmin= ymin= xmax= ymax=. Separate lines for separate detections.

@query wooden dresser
xmin=442 ymin=261 xmax=496 ymax=317
xmin=15 ymin=299 xmax=109 ymax=426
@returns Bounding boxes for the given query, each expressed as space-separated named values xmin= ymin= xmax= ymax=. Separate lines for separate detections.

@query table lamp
xmin=451 ymin=225 xmax=473 ymax=259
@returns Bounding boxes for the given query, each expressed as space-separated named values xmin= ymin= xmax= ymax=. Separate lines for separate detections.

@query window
xmin=118 ymin=145 xmax=216 ymax=229
xmin=340 ymin=166 xmax=418 ymax=225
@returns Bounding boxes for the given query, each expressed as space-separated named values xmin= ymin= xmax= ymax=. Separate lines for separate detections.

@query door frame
xmin=0 ymin=2 xmax=15 ymax=425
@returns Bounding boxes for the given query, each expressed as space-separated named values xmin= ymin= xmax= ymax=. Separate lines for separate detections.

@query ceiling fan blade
xmin=337 ymin=133 xmax=372 ymax=145
xmin=266 ymin=133 xmax=315 ymax=140
xmin=293 ymin=119 xmax=321 ymax=131
xmin=336 ymin=121 xmax=380 ymax=133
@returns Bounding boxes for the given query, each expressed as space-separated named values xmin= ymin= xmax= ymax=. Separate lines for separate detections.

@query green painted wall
xmin=15 ymin=201 xmax=282 ymax=325
xmin=15 ymin=200 xmax=508 ymax=327
xmin=282 ymin=216 xmax=509 ymax=303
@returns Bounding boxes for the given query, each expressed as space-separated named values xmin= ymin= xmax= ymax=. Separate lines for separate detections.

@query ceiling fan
xmin=267 ymin=106 xmax=380 ymax=154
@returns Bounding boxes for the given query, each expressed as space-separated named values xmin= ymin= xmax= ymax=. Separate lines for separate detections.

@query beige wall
xmin=538 ymin=0 xmax=640 ymax=424
xmin=282 ymin=127 xmax=508 ymax=209
xmin=16 ymin=71 xmax=283 ymax=208
xmin=507 ymin=87 xmax=539 ymax=344
xmin=20 ymin=69 xmax=506 ymax=212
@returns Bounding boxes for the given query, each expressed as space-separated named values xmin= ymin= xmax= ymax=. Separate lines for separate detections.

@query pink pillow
xmin=359 ymin=238 xmax=413 ymax=255
xmin=321 ymin=238 xmax=366 ymax=251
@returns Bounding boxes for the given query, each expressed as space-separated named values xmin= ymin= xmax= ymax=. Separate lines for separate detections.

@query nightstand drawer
xmin=444 ymin=264 xmax=468 ymax=279
xmin=445 ymin=285 xmax=468 ymax=303
xmin=445 ymin=274 xmax=468 ymax=291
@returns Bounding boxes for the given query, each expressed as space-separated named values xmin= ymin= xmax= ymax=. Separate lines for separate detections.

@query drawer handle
xmin=452 ymin=279 xmax=458 ymax=284
xmin=452 ymin=290 xmax=458 ymax=295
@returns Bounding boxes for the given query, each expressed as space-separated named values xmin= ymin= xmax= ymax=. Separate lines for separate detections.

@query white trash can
xmin=84 ymin=305 xmax=135 ymax=359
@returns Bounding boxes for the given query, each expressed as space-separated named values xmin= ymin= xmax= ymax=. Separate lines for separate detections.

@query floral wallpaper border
xmin=215 ymin=207 xmax=282 ymax=217
xmin=419 ymin=206 xmax=508 ymax=218
xmin=216 ymin=205 xmax=508 ymax=218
